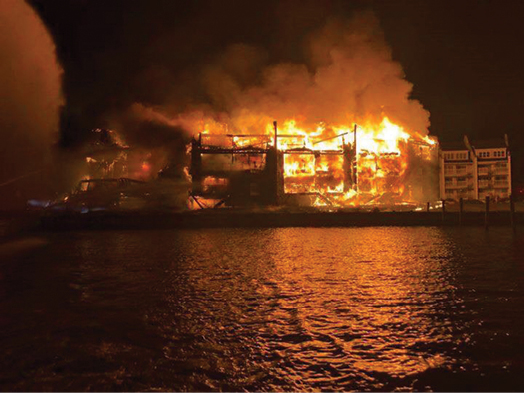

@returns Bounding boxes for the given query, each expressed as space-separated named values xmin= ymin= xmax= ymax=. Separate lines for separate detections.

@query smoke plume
xmin=0 ymin=0 xmax=63 ymax=208
xmin=118 ymin=11 xmax=430 ymax=141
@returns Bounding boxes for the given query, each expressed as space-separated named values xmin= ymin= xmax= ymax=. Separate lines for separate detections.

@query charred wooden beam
xmin=312 ymin=132 xmax=349 ymax=145
xmin=283 ymin=149 xmax=343 ymax=155
xmin=198 ymin=148 xmax=269 ymax=155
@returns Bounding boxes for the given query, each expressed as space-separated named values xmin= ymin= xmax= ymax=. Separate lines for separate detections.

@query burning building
xmin=189 ymin=117 xmax=438 ymax=209
xmin=115 ymin=14 xmax=443 ymax=210
xmin=101 ymin=13 xmax=443 ymax=211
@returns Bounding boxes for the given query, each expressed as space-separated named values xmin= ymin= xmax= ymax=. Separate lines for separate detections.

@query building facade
xmin=439 ymin=137 xmax=512 ymax=201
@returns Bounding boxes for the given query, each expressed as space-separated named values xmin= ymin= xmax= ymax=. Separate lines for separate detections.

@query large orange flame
xmin=190 ymin=114 xmax=437 ymax=208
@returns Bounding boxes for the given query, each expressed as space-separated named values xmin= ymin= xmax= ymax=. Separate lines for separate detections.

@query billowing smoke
xmin=111 ymin=103 xmax=191 ymax=177
xmin=0 ymin=0 xmax=63 ymax=209
xmin=121 ymin=11 xmax=430 ymax=140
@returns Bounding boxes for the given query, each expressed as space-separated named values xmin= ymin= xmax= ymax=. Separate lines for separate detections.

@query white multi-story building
xmin=439 ymin=136 xmax=512 ymax=201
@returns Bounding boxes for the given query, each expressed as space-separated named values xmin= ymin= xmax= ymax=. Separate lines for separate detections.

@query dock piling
xmin=459 ymin=197 xmax=463 ymax=226
xmin=485 ymin=196 xmax=490 ymax=229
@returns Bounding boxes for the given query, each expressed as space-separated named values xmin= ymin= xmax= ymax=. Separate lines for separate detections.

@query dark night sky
xmin=29 ymin=0 xmax=524 ymax=178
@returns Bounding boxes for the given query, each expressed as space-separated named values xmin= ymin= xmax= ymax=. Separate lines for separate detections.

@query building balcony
xmin=494 ymin=181 xmax=509 ymax=188
xmin=445 ymin=182 xmax=469 ymax=189
xmin=444 ymin=170 xmax=473 ymax=177
xmin=478 ymin=167 xmax=490 ymax=175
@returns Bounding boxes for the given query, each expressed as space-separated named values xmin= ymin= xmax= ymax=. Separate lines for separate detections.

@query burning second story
xmin=188 ymin=117 xmax=439 ymax=209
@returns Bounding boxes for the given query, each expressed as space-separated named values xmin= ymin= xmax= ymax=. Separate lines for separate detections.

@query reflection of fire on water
xmin=188 ymin=116 xmax=438 ymax=209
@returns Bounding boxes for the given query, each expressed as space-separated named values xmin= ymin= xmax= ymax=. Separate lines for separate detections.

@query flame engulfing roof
xmin=188 ymin=117 xmax=439 ymax=209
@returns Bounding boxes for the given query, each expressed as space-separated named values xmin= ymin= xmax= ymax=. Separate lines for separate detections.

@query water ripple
xmin=0 ymin=227 xmax=522 ymax=391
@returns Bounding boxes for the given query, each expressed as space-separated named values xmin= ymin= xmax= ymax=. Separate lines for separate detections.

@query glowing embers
xmin=283 ymin=153 xmax=344 ymax=194
xmin=356 ymin=150 xmax=408 ymax=196
xmin=202 ymin=176 xmax=228 ymax=192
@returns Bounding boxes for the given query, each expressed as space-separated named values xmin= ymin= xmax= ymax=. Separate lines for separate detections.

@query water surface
xmin=0 ymin=227 xmax=522 ymax=391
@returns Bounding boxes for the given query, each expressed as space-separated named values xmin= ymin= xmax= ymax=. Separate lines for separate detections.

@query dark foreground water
xmin=0 ymin=227 xmax=523 ymax=392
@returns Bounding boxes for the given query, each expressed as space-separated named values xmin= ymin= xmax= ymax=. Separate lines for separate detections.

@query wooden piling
xmin=485 ymin=196 xmax=490 ymax=229
xmin=441 ymin=199 xmax=446 ymax=224
xmin=426 ymin=202 xmax=430 ymax=212
xmin=510 ymin=193 xmax=515 ymax=230
xmin=459 ymin=197 xmax=463 ymax=226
